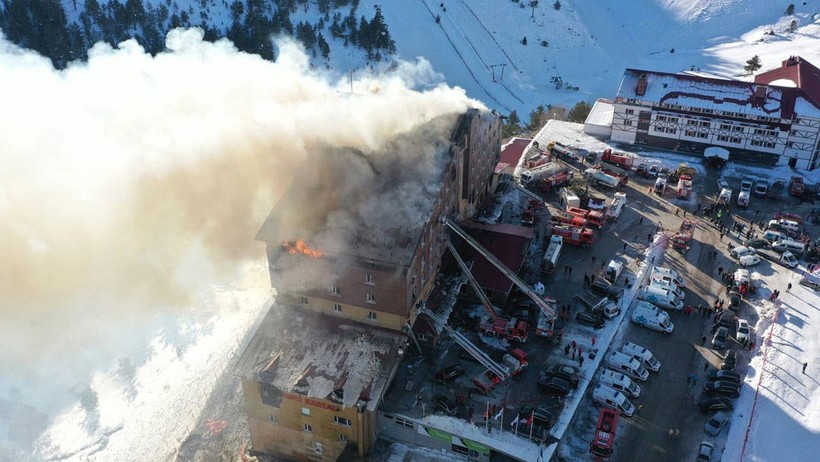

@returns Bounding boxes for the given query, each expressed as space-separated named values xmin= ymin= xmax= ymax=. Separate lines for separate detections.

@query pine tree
xmin=527 ymin=105 xmax=548 ymax=132
xmin=788 ymin=19 xmax=798 ymax=33
xmin=568 ymin=101 xmax=592 ymax=123
xmin=744 ymin=55 xmax=762 ymax=75
xmin=503 ymin=110 xmax=522 ymax=138
xmin=785 ymin=4 xmax=795 ymax=15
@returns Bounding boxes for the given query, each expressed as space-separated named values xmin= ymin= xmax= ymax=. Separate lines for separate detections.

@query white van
xmin=621 ymin=342 xmax=661 ymax=372
xmin=592 ymin=384 xmax=636 ymax=417
xmin=763 ymin=229 xmax=785 ymax=242
xmin=774 ymin=219 xmax=800 ymax=233
xmin=605 ymin=260 xmax=623 ymax=283
xmin=607 ymin=351 xmax=649 ymax=381
xmin=638 ymin=286 xmax=684 ymax=311
xmin=730 ymin=246 xmax=756 ymax=259
xmin=600 ymin=370 xmax=641 ymax=398
xmin=648 ymin=280 xmax=684 ymax=300
xmin=651 ymin=267 xmax=686 ymax=287
xmin=560 ymin=187 xmax=581 ymax=209
xmin=772 ymin=239 xmax=806 ymax=256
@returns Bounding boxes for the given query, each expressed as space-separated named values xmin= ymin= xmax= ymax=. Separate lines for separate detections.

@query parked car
xmin=576 ymin=311 xmax=605 ymax=329
xmin=698 ymin=397 xmax=733 ymax=413
xmin=707 ymin=370 xmax=741 ymax=384
xmin=739 ymin=254 xmax=761 ymax=267
xmin=435 ymin=365 xmax=465 ymax=383
xmin=736 ymin=319 xmax=750 ymax=344
xmin=712 ymin=326 xmax=729 ymax=350
xmin=590 ymin=278 xmax=623 ymax=301
xmin=518 ymin=405 xmax=556 ymax=429
xmin=744 ymin=238 xmax=770 ymax=249
xmin=697 ymin=441 xmax=715 ymax=462
xmin=800 ymin=274 xmax=820 ymax=291
xmin=537 ymin=372 xmax=572 ymax=396
xmin=728 ymin=291 xmax=742 ymax=311
xmin=432 ymin=395 xmax=457 ymax=416
xmin=717 ymin=178 xmax=729 ymax=191
xmin=705 ymin=411 xmax=730 ymax=436
xmin=704 ymin=380 xmax=740 ymax=398
xmin=722 ymin=350 xmax=738 ymax=371
xmin=544 ymin=364 xmax=580 ymax=388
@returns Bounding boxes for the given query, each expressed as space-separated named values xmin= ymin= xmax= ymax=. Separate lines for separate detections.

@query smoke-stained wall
xmin=0 ymin=28 xmax=484 ymax=458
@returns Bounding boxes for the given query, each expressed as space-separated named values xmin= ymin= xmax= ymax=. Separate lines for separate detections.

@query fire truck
xmin=677 ymin=175 xmax=693 ymax=200
xmin=600 ymin=148 xmax=636 ymax=170
xmin=444 ymin=219 xmax=560 ymax=339
xmin=600 ymin=167 xmax=629 ymax=186
xmin=446 ymin=242 xmax=529 ymax=343
xmin=551 ymin=224 xmax=595 ymax=247
xmin=671 ymin=220 xmax=695 ymax=252
xmin=590 ymin=408 xmax=619 ymax=461
xmin=536 ymin=168 xmax=573 ymax=192
xmin=567 ymin=207 xmax=604 ymax=229
xmin=551 ymin=211 xmax=589 ymax=228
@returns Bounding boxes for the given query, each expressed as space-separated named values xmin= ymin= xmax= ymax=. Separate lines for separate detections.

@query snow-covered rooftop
xmin=617 ymin=69 xmax=820 ymax=120
xmin=585 ymin=99 xmax=614 ymax=127
xmin=236 ymin=305 xmax=405 ymax=411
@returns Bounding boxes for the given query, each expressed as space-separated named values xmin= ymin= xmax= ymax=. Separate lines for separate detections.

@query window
xmin=418 ymin=333 xmax=429 ymax=341
xmin=339 ymin=434 xmax=348 ymax=442
xmin=365 ymin=273 xmax=374 ymax=285
xmin=304 ymin=424 xmax=313 ymax=432
xmin=368 ymin=312 xmax=378 ymax=321
xmin=333 ymin=416 xmax=352 ymax=427
xmin=313 ymin=442 xmax=323 ymax=454
xmin=333 ymin=304 xmax=342 ymax=313
xmin=395 ymin=417 xmax=414 ymax=428
xmin=269 ymin=414 xmax=277 ymax=423
xmin=331 ymin=286 xmax=340 ymax=296
xmin=301 ymin=407 xmax=311 ymax=416
xmin=366 ymin=293 xmax=376 ymax=304
xmin=299 ymin=296 xmax=308 ymax=305
xmin=625 ymin=108 xmax=635 ymax=115
xmin=624 ymin=120 xmax=633 ymax=126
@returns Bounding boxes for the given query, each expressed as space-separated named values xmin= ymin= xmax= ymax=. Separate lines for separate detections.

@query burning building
xmin=241 ymin=108 xmax=501 ymax=460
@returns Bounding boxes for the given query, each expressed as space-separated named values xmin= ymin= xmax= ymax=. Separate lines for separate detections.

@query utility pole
xmin=490 ymin=64 xmax=506 ymax=83
xmin=530 ymin=1 xmax=539 ymax=18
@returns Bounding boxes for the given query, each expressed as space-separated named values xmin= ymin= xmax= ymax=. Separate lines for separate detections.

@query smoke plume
xmin=0 ymin=28 xmax=481 ymax=457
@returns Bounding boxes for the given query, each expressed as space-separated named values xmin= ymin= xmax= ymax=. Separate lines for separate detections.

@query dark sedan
xmin=707 ymin=370 xmax=741 ymax=384
xmin=590 ymin=279 xmax=623 ymax=301
xmin=544 ymin=364 xmax=580 ymax=388
xmin=744 ymin=238 xmax=770 ymax=249
xmin=712 ymin=326 xmax=729 ymax=350
xmin=722 ymin=350 xmax=738 ymax=371
xmin=576 ymin=311 xmax=605 ymax=329
xmin=704 ymin=380 xmax=740 ymax=398
xmin=435 ymin=365 xmax=465 ymax=383
xmin=432 ymin=395 xmax=457 ymax=416
xmin=537 ymin=372 xmax=572 ymax=396
xmin=698 ymin=396 xmax=733 ymax=413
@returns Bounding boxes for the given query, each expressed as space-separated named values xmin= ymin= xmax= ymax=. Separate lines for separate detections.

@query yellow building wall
xmin=281 ymin=293 xmax=409 ymax=332
xmin=242 ymin=379 xmax=374 ymax=461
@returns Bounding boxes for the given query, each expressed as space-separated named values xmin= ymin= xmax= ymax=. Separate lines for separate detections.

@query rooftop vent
xmin=636 ymin=74 xmax=648 ymax=96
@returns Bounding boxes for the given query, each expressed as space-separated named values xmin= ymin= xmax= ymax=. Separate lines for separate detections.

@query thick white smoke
xmin=0 ymin=28 xmax=482 ymax=459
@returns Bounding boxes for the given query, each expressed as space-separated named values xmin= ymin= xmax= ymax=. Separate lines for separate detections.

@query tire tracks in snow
xmin=456 ymin=0 xmax=521 ymax=74
xmin=417 ymin=0 xmax=512 ymax=112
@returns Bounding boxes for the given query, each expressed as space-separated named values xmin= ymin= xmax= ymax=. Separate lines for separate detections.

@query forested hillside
xmin=0 ymin=0 xmax=395 ymax=67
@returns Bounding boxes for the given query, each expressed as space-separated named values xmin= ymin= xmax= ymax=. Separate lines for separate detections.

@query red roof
xmin=755 ymin=56 xmax=820 ymax=108
xmin=499 ymin=137 xmax=532 ymax=167
xmin=461 ymin=222 xmax=534 ymax=295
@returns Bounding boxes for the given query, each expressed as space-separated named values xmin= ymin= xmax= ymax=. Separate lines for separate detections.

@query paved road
xmin=606 ymin=166 xmax=817 ymax=462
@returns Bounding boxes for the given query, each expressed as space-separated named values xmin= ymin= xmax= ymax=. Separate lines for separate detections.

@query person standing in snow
xmin=803 ymin=362 xmax=808 ymax=374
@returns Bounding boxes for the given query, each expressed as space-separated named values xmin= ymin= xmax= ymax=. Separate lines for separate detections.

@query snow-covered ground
xmin=3 ymin=1 xmax=820 ymax=461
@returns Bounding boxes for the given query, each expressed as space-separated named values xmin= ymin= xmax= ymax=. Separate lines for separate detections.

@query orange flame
xmin=283 ymin=240 xmax=324 ymax=258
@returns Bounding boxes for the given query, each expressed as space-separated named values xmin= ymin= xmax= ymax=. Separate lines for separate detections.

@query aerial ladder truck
xmin=415 ymin=305 xmax=523 ymax=394
xmin=443 ymin=219 xmax=560 ymax=338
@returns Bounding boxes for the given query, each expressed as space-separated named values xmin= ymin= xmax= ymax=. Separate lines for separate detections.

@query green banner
xmin=424 ymin=426 xmax=452 ymax=443
xmin=463 ymin=439 xmax=490 ymax=455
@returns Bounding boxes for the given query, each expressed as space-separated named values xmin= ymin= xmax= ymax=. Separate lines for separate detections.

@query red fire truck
xmin=590 ymin=408 xmax=619 ymax=461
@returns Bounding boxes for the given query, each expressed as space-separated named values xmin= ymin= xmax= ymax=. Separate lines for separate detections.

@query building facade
xmin=609 ymin=57 xmax=820 ymax=170
xmin=244 ymin=109 xmax=501 ymax=461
